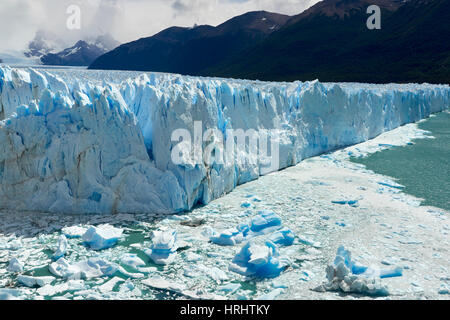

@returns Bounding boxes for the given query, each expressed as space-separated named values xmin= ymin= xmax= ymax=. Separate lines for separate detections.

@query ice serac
xmin=1 ymin=65 xmax=449 ymax=214
xmin=0 ymin=66 xmax=186 ymax=214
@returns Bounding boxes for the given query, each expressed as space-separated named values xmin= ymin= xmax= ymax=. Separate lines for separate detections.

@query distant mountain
xmin=205 ymin=0 xmax=450 ymax=83
xmin=89 ymin=0 xmax=449 ymax=84
xmin=24 ymin=30 xmax=67 ymax=59
xmin=89 ymin=11 xmax=290 ymax=74
xmin=41 ymin=34 xmax=120 ymax=66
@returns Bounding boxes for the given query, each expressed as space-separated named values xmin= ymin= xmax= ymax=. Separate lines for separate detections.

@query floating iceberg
xmin=267 ymin=228 xmax=295 ymax=246
xmin=218 ymin=283 xmax=241 ymax=294
xmin=53 ymin=235 xmax=68 ymax=260
xmin=82 ymin=225 xmax=123 ymax=250
xmin=7 ymin=258 xmax=23 ymax=273
xmin=313 ymin=246 xmax=402 ymax=296
xmin=120 ymin=253 xmax=146 ymax=270
xmin=17 ymin=275 xmax=55 ymax=288
xmin=0 ymin=65 xmax=449 ymax=214
xmin=229 ymin=241 xmax=290 ymax=278
xmin=0 ymin=289 xmax=22 ymax=300
xmin=210 ymin=210 xmax=284 ymax=246
xmin=145 ymin=230 xmax=178 ymax=265
xmin=248 ymin=210 xmax=282 ymax=234
xmin=62 ymin=226 xmax=87 ymax=238
xmin=49 ymin=257 xmax=118 ymax=279
xmin=210 ymin=228 xmax=244 ymax=246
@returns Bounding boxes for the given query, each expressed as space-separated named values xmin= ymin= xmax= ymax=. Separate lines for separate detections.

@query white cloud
xmin=0 ymin=0 xmax=320 ymax=52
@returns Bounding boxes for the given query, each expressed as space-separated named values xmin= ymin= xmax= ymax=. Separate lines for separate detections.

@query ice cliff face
xmin=0 ymin=66 xmax=449 ymax=214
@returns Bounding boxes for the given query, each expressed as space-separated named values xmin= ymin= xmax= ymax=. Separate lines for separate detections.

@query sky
xmin=0 ymin=0 xmax=320 ymax=52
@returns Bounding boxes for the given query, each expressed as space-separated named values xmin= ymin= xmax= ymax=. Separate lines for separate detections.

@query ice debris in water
xmin=229 ymin=240 xmax=291 ymax=278
xmin=438 ymin=283 xmax=450 ymax=295
xmin=145 ymin=230 xmax=178 ymax=265
xmin=82 ymin=225 xmax=123 ymax=250
xmin=49 ymin=257 xmax=118 ymax=279
xmin=256 ymin=288 xmax=285 ymax=300
xmin=218 ymin=283 xmax=241 ymax=294
xmin=210 ymin=210 xmax=284 ymax=246
xmin=141 ymin=277 xmax=186 ymax=295
xmin=249 ymin=210 xmax=282 ymax=234
xmin=37 ymin=280 xmax=86 ymax=297
xmin=313 ymin=246 xmax=403 ymax=296
xmin=53 ymin=235 xmax=68 ymax=260
xmin=7 ymin=258 xmax=24 ymax=273
xmin=210 ymin=228 xmax=245 ymax=246
xmin=0 ymin=289 xmax=22 ymax=300
xmin=331 ymin=200 xmax=359 ymax=207
xmin=17 ymin=275 xmax=55 ymax=288
xmin=267 ymin=228 xmax=295 ymax=246
xmin=120 ymin=253 xmax=146 ymax=270
xmin=62 ymin=226 xmax=88 ymax=239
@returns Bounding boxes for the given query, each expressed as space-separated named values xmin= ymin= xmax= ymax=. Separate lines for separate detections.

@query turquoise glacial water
xmin=352 ymin=111 xmax=450 ymax=211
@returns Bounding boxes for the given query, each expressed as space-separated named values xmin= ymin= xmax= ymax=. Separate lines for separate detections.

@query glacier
xmin=0 ymin=65 xmax=449 ymax=214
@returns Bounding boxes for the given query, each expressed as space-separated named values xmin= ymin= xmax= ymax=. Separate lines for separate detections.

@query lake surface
xmin=352 ymin=111 xmax=450 ymax=211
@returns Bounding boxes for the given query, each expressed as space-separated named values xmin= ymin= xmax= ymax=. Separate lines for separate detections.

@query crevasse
xmin=0 ymin=66 xmax=449 ymax=214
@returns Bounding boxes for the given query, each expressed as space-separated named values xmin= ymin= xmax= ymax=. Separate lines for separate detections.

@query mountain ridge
xmin=89 ymin=0 xmax=450 ymax=84
xmin=88 ymin=11 xmax=291 ymax=74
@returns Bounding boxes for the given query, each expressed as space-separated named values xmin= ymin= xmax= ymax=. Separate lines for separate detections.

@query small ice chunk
xmin=268 ymin=228 xmax=295 ymax=246
xmin=0 ymin=289 xmax=22 ymax=300
xmin=6 ymin=239 xmax=22 ymax=251
xmin=136 ymin=267 xmax=157 ymax=274
xmin=53 ymin=235 xmax=68 ymax=260
xmin=145 ymin=230 xmax=178 ymax=265
xmin=331 ymin=200 xmax=359 ymax=207
xmin=61 ymin=226 xmax=87 ymax=238
xmin=141 ymin=277 xmax=186 ymax=294
xmin=185 ymin=252 xmax=202 ymax=262
xmin=200 ymin=265 xmax=228 ymax=282
xmin=82 ymin=225 xmax=123 ymax=250
xmin=297 ymin=235 xmax=321 ymax=248
xmin=249 ymin=210 xmax=282 ymax=233
xmin=218 ymin=283 xmax=241 ymax=294
xmin=256 ymin=288 xmax=284 ymax=300
xmin=272 ymin=279 xmax=288 ymax=289
xmin=438 ymin=283 xmax=450 ymax=295
xmin=37 ymin=280 xmax=85 ymax=296
xmin=210 ymin=228 xmax=244 ymax=246
xmin=98 ymin=277 xmax=124 ymax=294
xmin=7 ymin=258 xmax=24 ymax=273
xmin=117 ymin=266 xmax=145 ymax=279
xmin=120 ymin=254 xmax=146 ymax=270
xmin=17 ymin=275 xmax=55 ymax=288
xmin=201 ymin=226 xmax=216 ymax=238
xmin=240 ymin=201 xmax=252 ymax=208
xmin=49 ymin=257 xmax=118 ymax=279
xmin=363 ymin=266 xmax=403 ymax=279
xmin=119 ymin=280 xmax=135 ymax=293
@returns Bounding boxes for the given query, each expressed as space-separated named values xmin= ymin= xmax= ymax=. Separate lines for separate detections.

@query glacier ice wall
xmin=0 ymin=66 xmax=449 ymax=214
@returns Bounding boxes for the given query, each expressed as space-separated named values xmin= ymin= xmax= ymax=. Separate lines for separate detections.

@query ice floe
xmin=52 ymin=235 xmax=68 ymax=260
xmin=17 ymin=275 xmax=55 ymax=288
xmin=49 ymin=257 xmax=118 ymax=279
xmin=145 ymin=230 xmax=178 ymax=265
xmin=7 ymin=258 xmax=24 ymax=273
xmin=82 ymin=225 xmax=123 ymax=250
xmin=229 ymin=241 xmax=291 ymax=278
